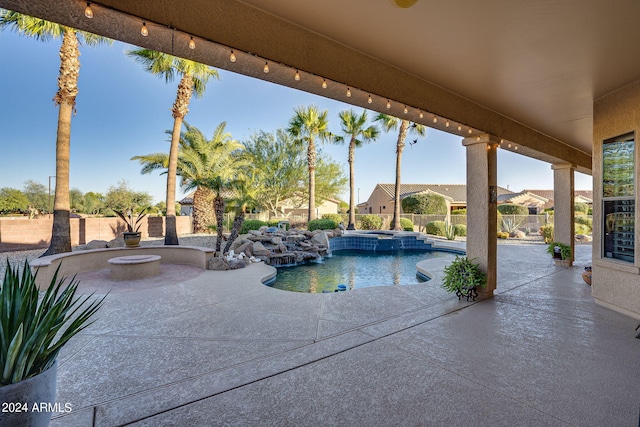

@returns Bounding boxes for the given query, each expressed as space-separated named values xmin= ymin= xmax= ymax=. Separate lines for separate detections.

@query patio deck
xmin=51 ymin=244 xmax=640 ymax=426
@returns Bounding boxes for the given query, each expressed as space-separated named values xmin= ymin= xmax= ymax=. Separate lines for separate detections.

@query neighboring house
xmin=497 ymin=191 xmax=550 ymax=214
xmin=178 ymin=191 xmax=339 ymax=218
xmin=521 ymin=189 xmax=594 ymax=211
xmin=358 ymin=183 xmax=513 ymax=215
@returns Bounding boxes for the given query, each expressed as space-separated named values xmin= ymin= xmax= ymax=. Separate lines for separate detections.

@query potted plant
xmin=441 ymin=256 xmax=487 ymax=301
xmin=546 ymin=241 xmax=572 ymax=266
xmin=114 ymin=207 xmax=149 ymax=247
xmin=0 ymin=260 xmax=105 ymax=426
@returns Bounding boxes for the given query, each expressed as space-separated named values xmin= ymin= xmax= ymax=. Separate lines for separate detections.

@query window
xmin=603 ymin=132 xmax=635 ymax=262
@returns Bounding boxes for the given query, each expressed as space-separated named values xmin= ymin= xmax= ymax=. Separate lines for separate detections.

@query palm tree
xmin=287 ymin=105 xmax=332 ymax=221
xmin=132 ymin=122 xmax=239 ymax=234
xmin=0 ymin=11 xmax=111 ymax=255
xmin=127 ymin=49 xmax=219 ymax=245
xmin=223 ymin=180 xmax=257 ymax=255
xmin=336 ymin=109 xmax=379 ymax=230
xmin=375 ymin=114 xmax=427 ymax=230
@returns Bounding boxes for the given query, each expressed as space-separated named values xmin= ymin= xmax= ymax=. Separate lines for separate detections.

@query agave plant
xmin=444 ymin=220 xmax=456 ymax=240
xmin=114 ymin=206 xmax=149 ymax=233
xmin=0 ymin=260 xmax=105 ymax=385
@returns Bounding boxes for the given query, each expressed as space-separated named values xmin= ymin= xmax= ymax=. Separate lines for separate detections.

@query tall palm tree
xmin=223 ymin=180 xmax=257 ymax=255
xmin=375 ymin=114 xmax=427 ymax=230
xmin=0 ymin=11 xmax=111 ymax=255
xmin=287 ymin=105 xmax=332 ymax=221
xmin=336 ymin=109 xmax=379 ymax=230
xmin=132 ymin=122 xmax=239 ymax=234
xmin=127 ymin=49 xmax=219 ymax=245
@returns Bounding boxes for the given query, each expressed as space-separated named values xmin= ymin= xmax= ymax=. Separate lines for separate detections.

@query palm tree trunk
xmin=214 ymin=195 xmax=225 ymax=254
xmin=43 ymin=31 xmax=79 ymax=256
xmin=223 ymin=210 xmax=245 ymax=254
xmin=392 ymin=120 xmax=409 ymax=230
xmin=164 ymin=117 xmax=182 ymax=245
xmin=192 ymin=186 xmax=215 ymax=233
xmin=348 ymin=139 xmax=356 ymax=230
xmin=308 ymin=139 xmax=316 ymax=221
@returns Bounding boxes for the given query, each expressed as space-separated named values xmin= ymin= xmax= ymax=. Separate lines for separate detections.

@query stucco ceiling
xmin=238 ymin=0 xmax=640 ymax=155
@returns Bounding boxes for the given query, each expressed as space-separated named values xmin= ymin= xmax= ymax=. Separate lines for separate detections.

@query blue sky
xmin=0 ymin=31 xmax=592 ymax=205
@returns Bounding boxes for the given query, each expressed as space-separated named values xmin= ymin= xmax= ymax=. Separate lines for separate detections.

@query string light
xmin=403 ymin=106 xmax=408 ymax=114
xmin=468 ymin=129 xmax=472 ymax=134
xmin=229 ymin=51 xmax=237 ymax=62
xmin=457 ymin=125 xmax=462 ymax=131
xmin=295 ymin=70 xmax=300 ymax=81
xmin=419 ymin=111 xmax=424 ymax=119
xmin=368 ymin=95 xmax=372 ymax=104
xmin=346 ymin=87 xmax=352 ymax=97
xmin=433 ymin=116 xmax=437 ymax=124
xmin=386 ymin=100 xmax=391 ymax=109
xmin=263 ymin=62 xmax=269 ymax=73
xmin=508 ymin=143 xmax=512 ymax=148
xmin=514 ymin=145 xmax=518 ymax=150
xmin=445 ymin=121 xmax=450 ymax=127
xmin=84 ymin=2 xmax=93 ymax=18
xmin=189 ymin=37 xmax=195 ymax=50
xmin=322 ymin=79 xmax=327 ymax=89
xmin=140 ymin=22 xmax=148 ymax=37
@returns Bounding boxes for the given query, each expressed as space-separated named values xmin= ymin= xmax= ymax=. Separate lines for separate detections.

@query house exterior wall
xmin=358 ymin=186 xmax=394 ymax=214
xmin=285 ymin=199 xmax=339 ymax=217
xmin=592 ymin=78 xmax=640 ymax=319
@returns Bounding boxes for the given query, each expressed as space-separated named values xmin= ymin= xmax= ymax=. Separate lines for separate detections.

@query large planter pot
xmin=123 ymin=231 xmax=142 ymax=248
xmin=0 ymin=361 xmax=57 ymax=427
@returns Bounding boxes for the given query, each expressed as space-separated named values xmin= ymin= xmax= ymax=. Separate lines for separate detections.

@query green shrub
xmin=357 ymin=215 xmax=383 ymax=230
xmin=454 ymin=224 xmax=467 ymax=236
xmin=587 ymin=208 xmax=593 ymax=215
xmin=322 ymin=213 xmax=344 ymax=224
xmin=574 ymin=215 xmax=592 ymax=232
xmin=497 ymin=231 xmax=509 ymax=239
xmin=400 ymin=217 xmax=414 ymax=231
xmin=441 ymin=256 xmax=487 ymax=296
xmin=451 ymin=209 xmax=466 ymax=215
xmin=575 ymin=223 xmax=591 ymax=235
xmin=425 ymin=220 xmax=446 ymax=236
xmin=497 ymin=204 xmax=529 ymax=216
xmin=574 ymin=202 xmax=589 ymax=215
xmin=540 ymin=224 xmax=554 ymax=243
xmin=546 ymin=241 xmax=571 ymax=260
xmin=401 ymin=193 xmax=448 ymax=215
xmin=308 ymin=218 xmax=338 ymax=231
xmin=240 ymin=219 xmax=267 ymax=234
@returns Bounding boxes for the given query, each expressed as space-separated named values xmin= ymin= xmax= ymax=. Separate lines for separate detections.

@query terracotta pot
xmin=0 ymin=361 xmax=57 ymax=427
xmin=123 ymin=231 xmax=142 ymax=247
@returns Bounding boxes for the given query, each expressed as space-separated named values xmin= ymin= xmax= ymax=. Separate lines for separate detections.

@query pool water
xmin=268 ymin=249 xmax=449 ymax=293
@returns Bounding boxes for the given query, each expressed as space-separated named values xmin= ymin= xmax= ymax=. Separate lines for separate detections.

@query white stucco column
xmin=462 ymin=134 xmax=498 ymax=296
xmin=552 ymin=163 xmax=575 ymax=264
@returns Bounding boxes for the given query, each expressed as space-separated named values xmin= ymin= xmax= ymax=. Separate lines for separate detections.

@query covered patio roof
xmin=4 ymin=0 xmax=636 ymax=174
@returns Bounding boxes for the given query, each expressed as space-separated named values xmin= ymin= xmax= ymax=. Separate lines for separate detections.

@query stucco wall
xmin=0 ymin=216 xmax=192 ymax=252
xmin=592 ymin=78 xmax=640 ymax=319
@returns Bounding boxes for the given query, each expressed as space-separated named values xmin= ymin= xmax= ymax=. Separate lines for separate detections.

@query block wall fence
xmin=0 ymin=216 xmax=192 ymax=252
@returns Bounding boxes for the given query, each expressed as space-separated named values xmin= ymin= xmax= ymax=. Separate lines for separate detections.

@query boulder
xmin=286 ymin=234 xmax=307 ymax=242
xmin=228 ymin=259 xmax=247 ymax=269
xmin=252 ymin=241 xmax=271 ymax=257
xmin=248 ymin=230 xmax=262 ymax=236
xmin=277 ymin=243 xmax=287 ymax=253
xmin=107 ymin=235 xmax=125 ymax=248
xmin=83 ymin=240 xmax=108 ymax=250
xmin=509 ymin=230 xmax=526 ymax=239
xmin=310 ymin=231 xmax=329 ymax=248
xmin=208 ymin=257 xmax=230 ymax=270
xmin=230 ymin=236 xmax=252 ymax=251
xmin=576 ymin=234 xmax=593 ymax=242
xmin=235 ymin=242 xmax=253 ymax=256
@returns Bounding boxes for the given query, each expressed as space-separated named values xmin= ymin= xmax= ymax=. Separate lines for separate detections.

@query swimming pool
xmin=266 ymin=249 xmax=451 ymax=293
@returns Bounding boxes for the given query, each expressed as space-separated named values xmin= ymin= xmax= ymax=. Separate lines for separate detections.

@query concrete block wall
xmin=0 ymin=216 xmax=192 ymax=252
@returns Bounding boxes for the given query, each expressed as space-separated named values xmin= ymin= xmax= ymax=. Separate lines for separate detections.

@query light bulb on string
xmin=433 ymin=116 xmax=437 ymax=124
xmin=419 ymin=111 xmax=424 ymax=119
xmin=322 ymin=79 xmax=327 ymax=89
xmin=368 ymin=95 xmax=372 ymax=104
xmin=457 ymin=125 xmax=462 ymax=131
xmin=229 ymin=51 xmax=237 ymax=62
xmin=514 ymin=145 xmax=518 ymax=150
xmin=346 ymin=88 xmax=351 ymax=97
xmin=141 ymin=22 xmax=148 ymax=37
xmin=445 ymin=121 xmax=450 ymax=127
xmin=386 ymin=100 xmax=391 ymax=109
xmin=295 ymin=70 xmax=300 ymax=81
xmin=189 ymin=37 xmax=195 ymax=50
xmin=84 ymin=2 xmax=93 ymax=18
xmin=403 ymin=106 xmax=408 ymax=114
xmin=468 ymin=129 xmax=472 ymax=134
xmin=263 ymin=62 xmax=269 ymax=73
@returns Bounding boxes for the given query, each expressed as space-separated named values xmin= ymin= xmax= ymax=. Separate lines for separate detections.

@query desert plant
xmin=540 ymin=224 xmax=554 ymax=243
xmin=308 ymin=219 xmax=338 ymax=231
xmin=0 ymin=260 xmax=105 ymax=385
xmin=574 ymin=202 xmax=589 ymax=215
xmin=444 ymin=220 xmax=456 ymax=240
xmin=454 ymin=224 xmax=467 ymax=236
xmin=400 ymin=217 xmax=414 ymax=231
xmin=497 ymin=231 xmax=509 ymax=239
xmin=424 ymin=220 xmax=446 ymax=236
xmin=321 ymin=213 xmax=345 ymax=224
xmin=574 ymin=215 xmax=593 ymax=232
xmin=240 ymin=219 xmax=267 ymax=234
xmin=501 ymin=217 xmax=522 ymax=233
xmin=575 ymin=223 xmax=591 ymax=235
xmin=441 ymin=256 xmax=487 ymax=300
xmin=357 ymin=215 xmax=383 ymax=230
xmin=546 ymin=241 xmax=571 ymax=260
xmin=114 ymin=206 xmax=149 ymax=233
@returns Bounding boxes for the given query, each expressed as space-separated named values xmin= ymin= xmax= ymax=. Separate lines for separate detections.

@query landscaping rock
xmin=509 ymin=230 xmax=526 ymax=239
xmin=235 ymin=242 xmax=253 ymax=256
xmin=107 ymin=236 xmax=125 ymax=248
xmin=248 ymin=230 xmax=262 ymax=236
xmin=228 ymin=259 xmax=246 ymax=269
xmin=83 ymin=240 xmax=108 ymax=250
xmin=310 ymin=231 xmax=329 ymax=248
xmin=252 ymin=242 xmax=271 ymax=257
xmin=208 ymin=257 xmax=230 ymax=270
xmin=576 ymin=234 xmax=593 ymax=242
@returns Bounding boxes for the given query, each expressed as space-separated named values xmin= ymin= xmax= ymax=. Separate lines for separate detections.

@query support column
xmin=552 ymin=163 xmax=575 ymax=265
xmin=462 ymin=134 xmax=498 ymax=296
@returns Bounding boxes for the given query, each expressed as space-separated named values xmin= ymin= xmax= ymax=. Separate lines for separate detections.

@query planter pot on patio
xmin=123 ymin=232 xmax=142 ymax=248
xmin=0 ymin=361 xmax=57 ymax=427
xmin=554 ymin=259 xmax=572 ymax=267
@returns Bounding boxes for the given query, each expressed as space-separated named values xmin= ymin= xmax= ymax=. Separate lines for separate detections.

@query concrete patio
xmin=50 ymin=243 xmax=639 ymax=426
